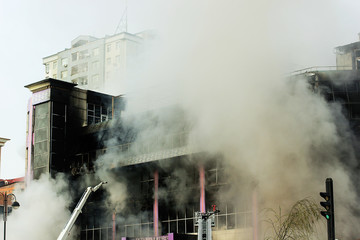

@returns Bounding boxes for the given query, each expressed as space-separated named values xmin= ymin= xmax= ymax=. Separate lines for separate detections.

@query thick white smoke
xmin=119 ymin=0 xmax=360 ymax=238
xmin=5 ymin=175 xmax=74 ymax=239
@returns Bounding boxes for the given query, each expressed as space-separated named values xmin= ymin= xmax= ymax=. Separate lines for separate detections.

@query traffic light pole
xmin=320 ymin=178 xmax=335 ymax=240
xmin=327 ymin=179 xmax=335 ymax=240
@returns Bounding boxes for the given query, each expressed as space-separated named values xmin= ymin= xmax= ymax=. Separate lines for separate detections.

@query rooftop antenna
xmin=114 ymin=0 xmax=128 ymax=34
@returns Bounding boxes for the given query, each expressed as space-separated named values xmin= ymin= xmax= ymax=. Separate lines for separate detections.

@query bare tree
xmin=264 ymin=198 xmax=322 ymax=240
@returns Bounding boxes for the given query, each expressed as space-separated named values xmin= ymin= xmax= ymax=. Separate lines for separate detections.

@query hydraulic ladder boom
xmin=57 ymin=181 xmax=107 ymax=240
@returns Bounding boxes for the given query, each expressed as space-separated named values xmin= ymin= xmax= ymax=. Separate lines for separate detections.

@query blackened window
xmin=87 ymin=103 xmax=113 ymax=125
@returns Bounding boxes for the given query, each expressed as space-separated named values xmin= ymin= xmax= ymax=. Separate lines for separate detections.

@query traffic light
xmin=320 ymin=178 xmax=335 ymax=240
xmin=320 ymin=191 xmax=331 ymax=220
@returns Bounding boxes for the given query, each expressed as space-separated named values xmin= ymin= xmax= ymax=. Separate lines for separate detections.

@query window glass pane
xmin=178 ymin=220 xmax=185 ymax=233
xmin=141 ymin=224 xmax=149 ymax=237
xmin=134 ymin=225 xmax=140 ymax=237
xmin=72 ymin=52 xmax=78 ymax=61
xmin=34 ymin=154 xmax=48 ymax=168
xmin=61 ymin=71 xmax=68 ymax=79
xmin=161 ymin=222 xmax=168 ymax=235
xmin=93 ymin=48 xmax=99 ymax=56
xmin=126 ymin=226 xmax=134 ymax=237
xmin=94 ymin=230 xmax=100 ymax=240
xmin=33 ymin=167 xmax=47 ymax=179
xmin=95 ymin=105 xmax=101 ymax=116
xmin=227 ymin=214 xmax=235 ymax=229
xmin=80 ymin=231 xmax=86 ymax=240
xmin=170 ymin=221 xmax=176 ymax=233
xmin=236 ymin=213 xmax=246 ymax=228
xmin=186 ymin=219 xmax=194 ymax=233
xmin=61 ymin=58 xmax=68 ymax=66
xmin=218 ymin=216 xmax=226 ymax=229
xmin=101 ymin=228 xmax=107 ymax=240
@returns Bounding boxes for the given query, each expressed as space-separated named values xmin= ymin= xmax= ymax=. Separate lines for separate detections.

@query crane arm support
xmin=57 ymin=182 xmax=107 ymax=240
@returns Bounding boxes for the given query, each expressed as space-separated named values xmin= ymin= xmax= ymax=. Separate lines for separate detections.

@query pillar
xmin=199 ymin=165 xmax=205 ymax=213
xmin=112 ymin=211 xmax=116 ymax=240
xmin=252 ymin=189 xmax=259 ymax=240
xmin=153 ymin=170 xmax=159 ymax=236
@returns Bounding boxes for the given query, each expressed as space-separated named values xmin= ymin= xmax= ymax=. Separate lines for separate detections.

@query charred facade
xmin=25 ymin=78 xmax=254 ymax=240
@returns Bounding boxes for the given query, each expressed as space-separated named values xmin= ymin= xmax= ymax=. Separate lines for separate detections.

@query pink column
xmin=252 ymin=189 xmax=259 ymax=240
xmin=199 ymin=165 xmax=205 ymax=213
xmin=112 ymin=211 xmax=116 ymax=240
xmin=153 ymin=170 xmax=159 ymax=236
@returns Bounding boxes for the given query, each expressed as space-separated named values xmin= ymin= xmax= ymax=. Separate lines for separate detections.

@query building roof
xmin=0 ymin=138 xmax=10 ymax=147
xmin=71 ymin=35 xmax=98 ymax=48
xmin=24 ymin=78 xmax=77 ymax=93
xmin=335 ymin=41 xmax=360 ymax=54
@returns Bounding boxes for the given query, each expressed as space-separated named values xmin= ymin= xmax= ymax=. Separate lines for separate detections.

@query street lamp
xmin=0 ymin=192 xmax=20 ymax=240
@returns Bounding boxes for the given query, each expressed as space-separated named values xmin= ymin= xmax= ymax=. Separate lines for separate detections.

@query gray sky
xmin=1 ymin=0 xmax=360 ymax=178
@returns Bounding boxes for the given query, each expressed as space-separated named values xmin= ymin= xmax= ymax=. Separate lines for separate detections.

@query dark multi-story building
xmin=25 ymin=78 xmax=255 ymax=240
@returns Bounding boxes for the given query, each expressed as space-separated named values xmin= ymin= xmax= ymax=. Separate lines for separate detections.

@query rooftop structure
xmin=334 ymin=34 xmax=360 ymax=70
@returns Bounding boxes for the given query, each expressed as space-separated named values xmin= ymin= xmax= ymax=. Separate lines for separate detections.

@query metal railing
xmin=100 ymin=132 xmax=192 ymax=166
xmin=289 ymin=66 xmax=353 ymax=76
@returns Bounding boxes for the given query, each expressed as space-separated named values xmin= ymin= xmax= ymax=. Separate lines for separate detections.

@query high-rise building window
xmin=53 ymin=61 xmax=57 ymax=69
xmin=79 ymin=76 xmax=88 ymax=85
xmin=92 ymin=61 xmax=99 ymax=69
xmin=71 ymin=66 xmax=79 ymax=76
xmin=45 ymin=63 xmax=49 ymax=73
xmin=61 ymin=70 xmax=68 ymax=79
xmin=115 ymin=55 xmax=121 ymax=66
xmin=106 ymin=58 xmax=111 ymax=66
xmin=72 ymin=52 xmax=78 ymax=61
xmin=61 ymin=58 xmax=68 ymax=67
xmin=92 ymin=74 xmax=99 ymax=82
xmin=107 ymin=44 xmax=111 ymax=52
xmin=76 ymin=63 xmax=88 ymax=73
xmin=106 ymin=71 xmax=111 ymax=80
xmin=116 ymin=41 xmax=121 ymax=50
xmin=79 ymin=50 xmax=89 ymax=60
xmin=92 ymin=48 xmax=99 ymax=56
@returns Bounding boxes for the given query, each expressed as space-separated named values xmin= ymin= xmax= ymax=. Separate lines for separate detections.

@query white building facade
xmin=43 ymin=32 xmax=144 ymax=93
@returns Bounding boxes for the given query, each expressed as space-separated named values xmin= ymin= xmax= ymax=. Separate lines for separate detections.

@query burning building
xmin=25 ymin=78 xmax=255 ymax=240
xmin=23 ymin=35 xmax=360 ymax=240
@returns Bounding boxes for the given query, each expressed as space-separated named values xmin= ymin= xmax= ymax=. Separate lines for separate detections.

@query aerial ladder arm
xmin=57 ymin=181 xmax=107 ymax=240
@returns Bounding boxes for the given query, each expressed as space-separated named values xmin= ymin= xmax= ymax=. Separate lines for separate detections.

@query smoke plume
xmin=5 ymin=174 xmax=74 ymax=239
xmin=92 ymin=0 xmax=359 ymax=238
xmin=97 ymin=0 xmax=360 ymax=238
